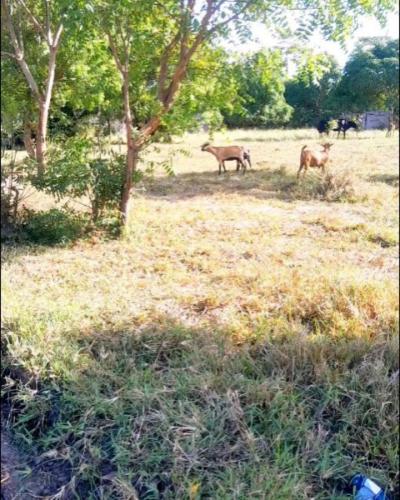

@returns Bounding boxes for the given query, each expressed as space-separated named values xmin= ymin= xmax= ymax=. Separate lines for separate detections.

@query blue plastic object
xmin=351 ymin=474 xmax=388 ymax=500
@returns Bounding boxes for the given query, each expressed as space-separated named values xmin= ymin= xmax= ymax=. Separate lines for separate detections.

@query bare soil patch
xmin=1 ymin=421 xmax=71 ymax=499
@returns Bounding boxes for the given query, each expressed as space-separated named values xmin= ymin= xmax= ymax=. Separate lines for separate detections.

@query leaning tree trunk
xmin=119 ymin=71 xmax=137 ymax=224
xmin=118 ymin=52 xmax=192 ymax=224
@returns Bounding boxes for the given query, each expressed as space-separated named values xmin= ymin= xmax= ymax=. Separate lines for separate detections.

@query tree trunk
xmin=119 ymin=72 xmax=136 ymax=225
xmin=35 ymin=46 xmax=57 ymax=175
xmin=92 ymin=200 xmax=100 ymax=222
xmin=2 ymin=0 xmax=64 ymax=177
xmin=23 ymin=122 xmax=36 ymax=159
xmin=35 ymin=101 xmax=48 ymax=176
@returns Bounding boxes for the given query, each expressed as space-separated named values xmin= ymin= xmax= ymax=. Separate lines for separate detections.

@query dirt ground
xmin=1 ymin=422 xmax=72 ymax=499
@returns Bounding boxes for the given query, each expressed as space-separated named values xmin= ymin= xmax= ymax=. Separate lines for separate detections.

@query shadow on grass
xmin=2 ymin=312 xmax=398 ymax=499
xmin=1 ymin=210 xmax=122 ymax=261
xmin=1 ymin=242 xmax=52 ymax=265
xmin=142 ymin=164 xmax=357 ymax=205
xmin=1 ymin=208 xmax=91 ymax=261
xmin=142 ymin=165 xmax=330 ymax=203
xmin=368 ymin=174 xmax=399 ymax=187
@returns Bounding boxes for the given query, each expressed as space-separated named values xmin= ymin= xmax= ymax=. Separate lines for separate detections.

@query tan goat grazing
xmin=201 ymin=143 xmax=250 ymax=175
xmin=297 ymin=143 xmax=333 ymax=179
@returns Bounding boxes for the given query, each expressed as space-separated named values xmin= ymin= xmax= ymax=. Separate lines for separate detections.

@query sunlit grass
xmin=2 ymin=129 xmax=399 ymax=498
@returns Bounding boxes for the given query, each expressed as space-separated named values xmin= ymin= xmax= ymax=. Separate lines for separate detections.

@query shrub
xmin=316 ymin=171 xmax=357 ymax=201
xmin=1 ymin=192 xmax=16 ymax=241
xmin=295 ymin=170 xmax=358 ymax=202
xmin=31 ymin=137 xmax=142 ymax=222
xmin=94 ymin=210 xmax=123 ymax=239
xmin=1 ymin=148 xmax=30 ymax=240
xmin=22 ymin=208 xmax=86 ymax=245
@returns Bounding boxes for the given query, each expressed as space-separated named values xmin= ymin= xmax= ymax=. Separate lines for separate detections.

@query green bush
xmin=94 ymin=210 xmax=122 ymax=239
xmin=22 ymin=208 xmax=86 ymax=245
xmin=31 ymin=137 xmax=142 ymax=222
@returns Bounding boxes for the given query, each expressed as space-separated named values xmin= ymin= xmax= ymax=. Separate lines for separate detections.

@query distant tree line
xmin=223 ymin=37 xmax=399 ymax=129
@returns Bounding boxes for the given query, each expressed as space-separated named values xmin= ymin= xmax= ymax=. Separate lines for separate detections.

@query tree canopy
xmin=223 ymin=50 xmax=293 ymax=128
xmin=333 ymin=37 xmax=399 ymax=114
xmin=285 ymin=48 xmax=342 ymax=126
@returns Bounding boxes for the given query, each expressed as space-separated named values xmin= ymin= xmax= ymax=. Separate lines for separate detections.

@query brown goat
xmin=201 ymin=143 xmax=249 ymax=174
xmin=297 ymin=143 xmax=333 ymax=179
xmin=227 ymin=149 xmax=252 ymax=172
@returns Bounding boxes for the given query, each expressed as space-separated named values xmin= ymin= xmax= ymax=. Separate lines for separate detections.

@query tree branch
xmin=121 ymin=24 xmax=131 ymax=65
xmin=157 ymin=32 xmax=181 ymax=100
xmin=15 ymin=10 xmax=25 ymax=52
xmin=17 ymin=0 xmax=47 ymax=41
xmin=43 ymin=45 xmax=58 ymax=109
xmin=154 ymin=0 xmax=176 ymax=18
xmin=1 ymin=50 xmax=19 ymax=60
xmin=43 ymin=0 xmax=51 ymax=44
xmin=156 ymin=0 xmax=202 ymax=102
xmin=136 ymin=116 xmax=162 ymax=148
xmin=1 ymin=0 xmax=42 ymax=100
xmin=53 ymin=23 xmax=64 ymax=48
xmin=160 ymin=0 xmax=216 ymax=109
xmin=187 ymin=0 xmax=217 ymax=56
xmin=114 ymin=23 xmax=130 ymax=71
xmin=107 ymin=33 xmax=126 ymax=76
xmin=207 ymin=0 xmax=253 ymax=35
xmin=139 ymin=0 xmax=258 ymax=146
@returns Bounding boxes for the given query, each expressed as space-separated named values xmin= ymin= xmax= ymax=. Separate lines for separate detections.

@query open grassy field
xmin=1 ymin=129 xmax=399 ymax=499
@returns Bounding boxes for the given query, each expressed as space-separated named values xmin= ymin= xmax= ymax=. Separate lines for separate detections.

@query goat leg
xmin=299 ymin=163 xmax=309 ymax=178
xmin=297 ymin=164 xmax=304 ymax=179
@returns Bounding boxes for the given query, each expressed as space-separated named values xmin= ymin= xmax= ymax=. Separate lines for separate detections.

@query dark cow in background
xmin=317 ymin=119 xmax=331 ymax=136
xmin=333 ymin=118 xmax=359 ymax=139
xmin=316 ymin=118 xmax=360 ymax=139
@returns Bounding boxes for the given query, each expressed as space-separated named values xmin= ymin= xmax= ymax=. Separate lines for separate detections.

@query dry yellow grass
xmin=3 ymin=126 xmax=399 ymax=330
xmin=1 ymin=129 xmax=399 ymax=498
